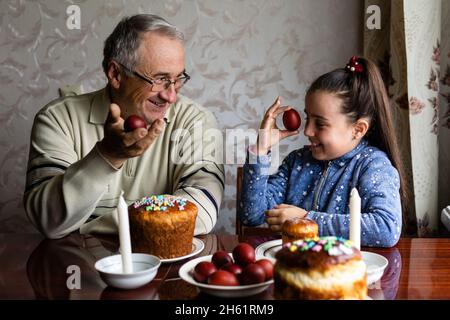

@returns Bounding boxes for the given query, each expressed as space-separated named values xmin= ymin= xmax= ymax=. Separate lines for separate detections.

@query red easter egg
xmin=221 ymin=263 xmax=243 ymax=276
xmin=124 ymin=115 xmax=147 ymax=132
xmin=238 ymin=263 xmax=266 ymax=285
xmin=212 ymin=251 xmax=233 ymax=269
xmin=255 ymin=259 xmax=274 ymax=281
xmin=193 ymin=261 xmax=217 ymax=283
xmin=207 ymin=270 xmax=239 ymax=286
xmin=232 ymin=243 xmax=256 ymax=267
xmin=282 ymin=109 xmax=301 ymax=131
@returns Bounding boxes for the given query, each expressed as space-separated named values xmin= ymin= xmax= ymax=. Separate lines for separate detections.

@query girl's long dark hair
xmin=307 ymin=56 xmax=408 ymax=218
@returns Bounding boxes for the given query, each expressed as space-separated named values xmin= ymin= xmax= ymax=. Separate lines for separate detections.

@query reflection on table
xmin=1 ymin=233 xmax=448 ymax=299
xmin=366 ymin=247 xmax=401 ymax=300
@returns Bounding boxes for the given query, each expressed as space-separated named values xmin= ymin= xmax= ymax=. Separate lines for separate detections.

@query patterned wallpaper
xmin=0 ymin=0 xmax=362 ymax=234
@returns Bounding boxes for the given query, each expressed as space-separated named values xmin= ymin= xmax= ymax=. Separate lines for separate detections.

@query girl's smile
xmin=304 ymin=91 xmax=360 ymax=161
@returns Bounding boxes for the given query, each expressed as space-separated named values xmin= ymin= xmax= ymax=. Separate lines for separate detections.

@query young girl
xmin=239 ymin=56 xmax=406 ymax=247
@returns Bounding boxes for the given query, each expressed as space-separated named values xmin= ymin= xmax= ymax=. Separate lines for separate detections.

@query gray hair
xmin=102 ymin=14 xmax=184 ymax=73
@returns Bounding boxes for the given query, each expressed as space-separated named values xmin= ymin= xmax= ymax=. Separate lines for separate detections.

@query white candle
xmin=349 ymin=187 xmax=361 ymax=250
xmin=117 ymin=191 xmax=133 ymax=273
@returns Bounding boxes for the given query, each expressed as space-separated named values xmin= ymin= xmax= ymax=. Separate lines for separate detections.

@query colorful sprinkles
xmin=283 ymin=236 xmax=355 ymax=256
xmin=133 ymin=195 xmax=188 ymax=212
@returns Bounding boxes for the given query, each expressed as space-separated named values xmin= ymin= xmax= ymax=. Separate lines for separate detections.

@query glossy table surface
xmin=1 ymin=233 xmax=449 ymax=300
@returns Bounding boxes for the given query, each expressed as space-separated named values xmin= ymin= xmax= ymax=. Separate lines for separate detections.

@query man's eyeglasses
xmin=117 ymin=62 xmax=190 ymax=92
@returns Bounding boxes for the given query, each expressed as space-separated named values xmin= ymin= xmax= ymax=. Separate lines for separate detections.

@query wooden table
xmin=0 ymin=233 xmax=449 ymax=300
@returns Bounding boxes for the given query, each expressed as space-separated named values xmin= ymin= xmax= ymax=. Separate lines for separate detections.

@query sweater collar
xmin=89 ymin=87 xmax=110 ymax=124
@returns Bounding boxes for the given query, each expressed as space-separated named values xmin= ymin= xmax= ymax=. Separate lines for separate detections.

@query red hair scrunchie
xmin=345 ymin=56 xmax=363 ymax=73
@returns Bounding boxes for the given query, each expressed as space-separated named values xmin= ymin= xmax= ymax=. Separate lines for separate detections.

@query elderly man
xmin=24 ymin=14 xmax=224 ymax=239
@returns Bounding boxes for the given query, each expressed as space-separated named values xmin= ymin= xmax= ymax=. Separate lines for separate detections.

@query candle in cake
xmin=117 ymin=191 xmax=133 ymax=273
xmin=349 ymin=188 xmax=361 ymax=250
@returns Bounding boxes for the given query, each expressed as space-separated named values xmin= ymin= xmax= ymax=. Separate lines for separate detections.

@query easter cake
xmin=274 ymin=236 xmax=367 ymax=300
xmin=281 ymin=217 xmax=319 ymax=244
xmin=129 ymin=195 xmax=197 ymax=259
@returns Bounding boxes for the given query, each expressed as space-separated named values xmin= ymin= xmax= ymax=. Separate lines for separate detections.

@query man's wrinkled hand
xmin=97 ymin=103 xmax=165 ymax=168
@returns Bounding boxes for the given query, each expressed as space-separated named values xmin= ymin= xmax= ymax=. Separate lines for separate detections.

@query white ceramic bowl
xmin=179 ymin=254 xmax=273 ymax=298
xmin=95 ymin=253 xmax=161 ymax=290
xmin=361 ymin=251 xmax=388 ymax=285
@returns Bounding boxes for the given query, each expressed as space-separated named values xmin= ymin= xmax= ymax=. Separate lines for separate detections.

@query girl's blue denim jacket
xmin=239 ymin=139 xmax=402 ymax=247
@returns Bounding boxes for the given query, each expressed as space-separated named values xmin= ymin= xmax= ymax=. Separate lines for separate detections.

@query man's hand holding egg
xmin=124 ymin=114 xmax=147 ymax=132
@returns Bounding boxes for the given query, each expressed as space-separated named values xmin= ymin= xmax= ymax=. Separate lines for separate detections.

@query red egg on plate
xmin=208 ymin=270 xmax=239 ymax=286
xmin=282 ymin=109 xmax=301 ymax=131
xmin=212 ymin=250 xmax=233 ymax=269
xmin=238 ymin=263 xmax=266 ymax=285
xmin=193 ymin=261 xmax=217 ymax=283
xmin=232 ymin=243 xmax=256 ymax=267
xmin=255 ymin=259 xmax=274 ymax=281
xmin=221 ymin=263 xmax=243 ymax=276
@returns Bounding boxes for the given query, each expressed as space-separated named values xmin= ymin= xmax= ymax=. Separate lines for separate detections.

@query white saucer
xmin=160 ymin=238 xmax=204 ymax=263
xmin=255 ymin=239 xmax=389 ymax=285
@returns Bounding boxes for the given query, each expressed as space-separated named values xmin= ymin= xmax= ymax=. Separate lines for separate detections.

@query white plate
xmin=255 ymin=239 xmax=388 ymax=285
xmin=255 ymin=239 xmax=282 ymax=260
xmin=161 ymin=238 xmax=205 ymax=263
xmin=178 ymin=254 xmax=273 ymax=298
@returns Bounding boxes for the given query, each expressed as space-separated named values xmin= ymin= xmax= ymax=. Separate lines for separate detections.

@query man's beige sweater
xmin=24 ymin=87 xmax=224 ymax=238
